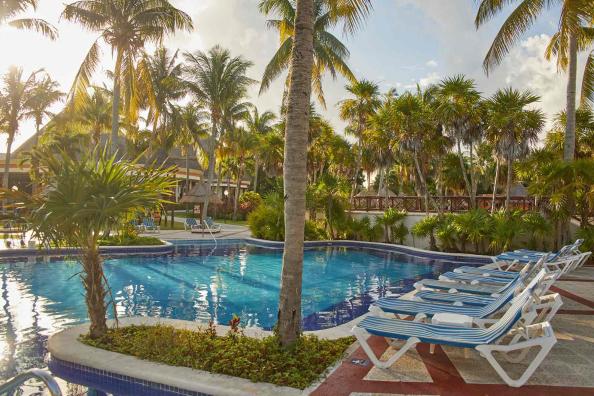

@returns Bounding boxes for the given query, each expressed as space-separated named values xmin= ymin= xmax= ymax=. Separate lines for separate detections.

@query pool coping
xmin=48 ymin=317 xmax=310 ymax=396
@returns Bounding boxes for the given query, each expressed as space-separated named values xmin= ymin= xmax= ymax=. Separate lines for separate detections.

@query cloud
xmin=426 ymin=60 xmax=438 ymax=68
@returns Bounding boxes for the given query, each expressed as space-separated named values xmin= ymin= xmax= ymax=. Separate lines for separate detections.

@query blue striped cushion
xmin=415 ymin=291 xmax=496 ymax=306
xmin=416 ymin=279 xmax=509 ymax=295
xmin=454 ymin=266 xmax=517 ymax=279
xmin=440 ymin=272 xmax=516 ymax=285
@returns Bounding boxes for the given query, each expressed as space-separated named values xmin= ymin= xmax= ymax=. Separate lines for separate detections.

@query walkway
xmin=312 ymin=265 xmax=594 ymax=395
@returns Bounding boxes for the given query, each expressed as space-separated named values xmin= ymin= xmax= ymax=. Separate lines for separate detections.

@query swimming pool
xmin=0 ymin=240 xmax=486 ymax=380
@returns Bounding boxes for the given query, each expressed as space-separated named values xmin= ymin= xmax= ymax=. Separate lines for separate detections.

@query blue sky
xmin=0 ymin=0 xmax=576 ymax=151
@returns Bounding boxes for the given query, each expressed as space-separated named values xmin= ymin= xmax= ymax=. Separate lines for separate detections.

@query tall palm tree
xmin=183 ymin=46 xmax=255 ymax=222
xmin=259 ymin=0 xmax=357 ymax=108
xmin=244 ymin=106 xmax=276 ymax=192
xmin=485 ymin=88 xmax=545 ymax=209
xmin=77 ymin=86 xmax=112 ymax=145
xmin=61 ymin=0 xmax=193 ymax=151
xmin=0 ymin=66 xmax=39 ymax=190
xmin=25 ymin=73 xmax=64 ymax=190
xmin=475 ymin=0 xmax=594 ymax=162
xmin=435 ymin=75 xmax=482 ymax=208
xmin=338 ymin=79 xmax=381 ymax=204
xmin=273 ymin=0 xmax=372 ymax=347
xmin=0 ymin=0 xmax=57 ymax=38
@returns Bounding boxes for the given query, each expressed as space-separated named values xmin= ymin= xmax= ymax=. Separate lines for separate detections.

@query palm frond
xmin=8 ymin=18 xmax=58 ymax=39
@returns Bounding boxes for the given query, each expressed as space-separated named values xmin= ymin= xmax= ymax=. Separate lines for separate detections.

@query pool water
xmin=0 ymin=242 xmax=475 ymax=382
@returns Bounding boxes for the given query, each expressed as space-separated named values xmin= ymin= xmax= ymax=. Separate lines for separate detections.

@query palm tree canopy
xmin=259 ymin=0 xmax=358 ymax=107
xmin=62 ymin=0 xmax=193 ymax=101
xmin=1 ymin=0 xmax=57 ymax=39
xmin=25 ymin=74 xmax=64 ymax=127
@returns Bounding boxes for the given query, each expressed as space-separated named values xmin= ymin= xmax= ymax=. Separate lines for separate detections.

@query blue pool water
xmin=0 ymin=241 xmax=479 ymax=382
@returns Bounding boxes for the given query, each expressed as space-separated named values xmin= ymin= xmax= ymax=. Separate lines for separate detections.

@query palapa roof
xmin=179 ymin=182 xmax=223 ymax=205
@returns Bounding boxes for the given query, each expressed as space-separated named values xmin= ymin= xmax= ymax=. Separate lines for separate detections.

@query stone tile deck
xmin=312 ymin=265 xmax=594 ymax=396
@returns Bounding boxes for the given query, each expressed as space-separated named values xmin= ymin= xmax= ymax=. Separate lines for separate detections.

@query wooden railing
xmin=352 ymin=196 xmax=543 ymax=213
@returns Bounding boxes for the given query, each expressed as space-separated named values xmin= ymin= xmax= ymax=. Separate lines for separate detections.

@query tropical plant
xmin=521 ymin=211 xmax=552 ymax=250
xmin=0 ymin=66 xmax=39 ymax=189
xmin=338 ymin=79 xmax=381 ymax=203
xmin=475 ymin=0 xmax=594 ymax=162
xmin=484 ymin=88 xmax=545 ymax=209
xmin=452 ymin=208 xmax=492 ymax=253
xmin=18 ymin=148 xmax=174 ymax=338
xmin=435 ymin=75 xmax=483 ymax=207
xmin=411 ymin=215 xmax=441 ymax=251
xmin=0 ymin=0 xmax=57 ymax=38
xmin=184 ymin=46 xmax=255 ymax=222
xmin=311 ymin=173 xmax=349 ymax=238
xmin=546 ymin=107 xmax=594 ymax=159
xmin=376 ymin=208 xmax=406 ymax=244
xmin=274 ymin=0 xmax=372 ymax=347
xmin=244 ymin=106 xmax=276 ymax=192
xmin=62 ymin=0 xmax=193 ymax=151
xmin=259 ymin=0 xmax=357 ymax=108
xmin=488 ymin=209 xmax=524 ymax=253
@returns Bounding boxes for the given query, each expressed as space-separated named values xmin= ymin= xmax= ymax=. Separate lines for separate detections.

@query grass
xmin=81 ymin=324 xmax=354 ymax=389
xmin=98 ymin=236 xmax=164 ymax=246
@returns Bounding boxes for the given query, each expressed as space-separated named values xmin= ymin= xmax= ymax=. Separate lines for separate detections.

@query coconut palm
xmin=0 ymin=0 xmax=57 ymax=38
xmin=183 ymin=46 xmax=255 ymax=222
xmin=484 ymin=88 xmax=545 ymax=209
xmin=24 ymin=73 xmax=64 ymax=191
xmin=244 ymin=106 xmax=276 ymax=192
xmin=61 ymin=0 xmax=193 ymax=151
xmin=546 ymin=107 xmax=594 ymax=159
xmin=18 ymin=147 xmax=174 ymax=339
xmin=0 ymin=66 xmax=40 ymax=190
xmin=411 ymin=215 xmax=441 ymax=251
xmin=272 ymin=0 xmax=372 ymax=347
xmin=475 ymin=0 xmax=594 ymax=162
xmin=435 ymin=75 xmax=483 ymax=207
xmin=259 ymin=0 xmax=357 ymax=108
xmin=338 ymin=80 xmax=381 ymax=203
xmin=76 ymin=86 xmax=112 ymax=145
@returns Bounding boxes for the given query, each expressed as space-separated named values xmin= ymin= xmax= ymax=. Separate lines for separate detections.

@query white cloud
xmin=426 ymin=59 xmax=438 ymax=68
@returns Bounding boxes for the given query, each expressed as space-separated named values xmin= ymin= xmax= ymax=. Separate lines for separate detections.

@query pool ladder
xmin=202 ymin=221 xmax=218 ymax=247
xmin=0 ymin=369 xmax=62 ymax=396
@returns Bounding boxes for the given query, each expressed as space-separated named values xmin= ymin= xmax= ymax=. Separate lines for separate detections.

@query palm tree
xmin=20 ymin=148 xmax=174 ymax=339
xmin=273 ymin=0 xmax=372 ymax=347
xmin=0 ymin=66 xmax=39 ymax=190
xmin=259 ymin=0 xmax=357 ymax=108
xmin=547 ymin=107 xmax=594 ymax=159
xmin=61 ymin=0 xmax=193 ymax=151
xmin=338 ymin=80 xmax=381 ymax=204
xmin=244 ymin=106 xmax=276 ymax=192
xmin=76 ymin=86 xmax=112 ymax=145
xmin=25 ymin=73 xmax=64 ymax=191
xmin=484 ymin=88 xmax=545 ymax=209
xmin=435 ymin=75 xmax=482 ymax=208
xmin=475 ymin=0 xmax=594 ymax=162
xmin=183 ymin=46 xmax=255 ymax=222
xmin=0 ymin=0 xmax=57 ymax=38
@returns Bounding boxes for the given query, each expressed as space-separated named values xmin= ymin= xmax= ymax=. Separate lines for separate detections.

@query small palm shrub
xmin=411 ymin=215 xmax=441 ymax=250
xmin=435 ymin=213 xmax=459 ymax=252
xmin=576 ymin=226 xmax=594 ymax=264
xmin=488 ymin=209 xmax=525 ymax=253
xmin=453 ymin=209 xmax=492 ymax=253
xmin=521 ymin=211 xmax=551 ymax=250
xmin=376 ymin=208 xmax=407 ymax=244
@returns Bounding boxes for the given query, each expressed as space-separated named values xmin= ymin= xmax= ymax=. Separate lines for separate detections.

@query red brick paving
xmin=311 ymin=285 xmax=594 ymax=396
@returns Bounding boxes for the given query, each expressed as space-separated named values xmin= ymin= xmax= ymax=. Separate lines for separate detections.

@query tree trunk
xmin=31 ymin=121 xmax=41 ymax=194
xmin=233 ymin=163 xmax=243 ymax=221
xmin=253 ymin=157 xmax=260 ymax=193
xmin=505 ymin=157 xmax=513 ymax=210
xmin=202 ymin=130 xmax=217 ymax=223
xmin=349 ymin=140 xmax=363 ymax=206
xmin=110 ymin=49 xmax=123 ymax=154
xmin=185 ymin=144 xmax=190 ymax=194
xmin=412 ymin=150 xmax=431 ymax=214
xmin=277 ymin=0 xmax=315 ymax=348
xmin=564 ymin=32 xmax=577 ymax=162
xmin=82 ymin=245 xmax=108 ymax=339
xmin=491 ymin=156 xmax=499 ymax=214
xmin=469 ymin=142 xmax=477 ymax=203
xmin=456 ymin=139 xmax=474 ymax=209
xmin=2 ymin=132 xmax=15 ymax=190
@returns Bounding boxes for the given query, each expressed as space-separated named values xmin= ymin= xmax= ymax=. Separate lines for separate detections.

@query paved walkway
xmin=312 ymin=264 xmax=594 ymax=395
xmin=141 ymin=218 xmax=252 ymax=240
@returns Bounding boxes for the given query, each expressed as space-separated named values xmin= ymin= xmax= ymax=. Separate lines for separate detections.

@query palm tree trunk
xmin=110 ymin=49 xmax=123 ymax=154
xmin=2 ymin=132 xmax=15 ymax=190
xmin=233 ymin=163 xmax=243 ymax=221
xmin=456 ymin=139 xmax=474 ymax=209
xmin=202 ymin=131 xmax=217 ymax=223
xmin=412 ymin=150 xmax=431 ymax=214
xmin=505 ymin=157 xmax=513 ymax=210
xmin=253 ymin=157 xmax=260 ymax=193
xmin=491 ymin=156 xmax=500 ymax=214
xmin=349 ymin=140 xmax=363 ymax=206
xmin=185 ymin=144 xmax=190 ymax=193
xmin=83 ymin=245 xmax=108 ymax=339
xmin=469 ymin=142 xmax=477 ymax=202
xmin=564 ymin=32 xmax=577 ymax=162
xmin=31 ymin=121 xmax=41 ymax=194
xmin=277 ymin=0 xmax=315 ymax=348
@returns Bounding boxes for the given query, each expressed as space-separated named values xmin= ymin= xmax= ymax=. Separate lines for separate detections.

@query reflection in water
xmin=0 ymin=243 xmax=470 ymax=382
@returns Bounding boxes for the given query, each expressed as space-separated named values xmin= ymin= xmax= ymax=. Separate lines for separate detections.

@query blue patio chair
xmin=353 ymin=270 xmax=559 ymax=387
xmin=204 ymin=217 xmax=222 ymax=232
xmin=142 ymin=218 xmax=160 ymax=233
xmin=184 ymin=217 xmax=199 ymax=231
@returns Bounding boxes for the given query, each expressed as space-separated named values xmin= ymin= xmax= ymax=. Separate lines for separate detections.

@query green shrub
xmin=98 ymin=236 xmax=164 ymax=246
xmin=411 ymin=215 xmax=441 ymax=250
xmin=82 ymin=325 xmax=354 ymax=389
xmin=239 ymin=191 xmax=263 ymax=213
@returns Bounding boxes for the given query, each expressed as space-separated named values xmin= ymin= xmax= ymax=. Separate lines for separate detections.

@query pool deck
xmin=311 ymin=264 xmax=594 ymax=396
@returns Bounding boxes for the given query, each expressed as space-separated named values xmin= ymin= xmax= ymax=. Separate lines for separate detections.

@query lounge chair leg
xmin=429 ymin=344 xmax=435 ymax=354
xmin=475 ymin=323 xmax=557 ymax=387
xmin=352 ymin=327 xmax=419 ymax=369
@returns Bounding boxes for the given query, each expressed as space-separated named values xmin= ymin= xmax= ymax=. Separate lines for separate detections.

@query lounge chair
xmin=204 ymin=217 xmax=222 ymax=232
xmin=453 ymin=266 xmax=518 ymax=279
xmin=353 ymin=270 xmax=559 ymax=387
xmin=494 ymin=239 xmax=583 ymax=263
xmin=374 ymin=270 xmax=562 ymax=323
xmin=142 ymin=218 xmax=160 ymax=233
xmin=184 ymin=217 xmax=200 ymax=231
xmin=438 ymin=270 xmax=520 ymax=285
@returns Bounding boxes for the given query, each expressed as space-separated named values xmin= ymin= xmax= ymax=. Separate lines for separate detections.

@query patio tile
xmin=364 ymin=344 xmax=432 ymax=383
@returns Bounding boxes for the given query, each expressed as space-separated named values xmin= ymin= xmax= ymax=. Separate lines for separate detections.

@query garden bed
xmin=81 ymin=324 xmax=354 ymax=389
xmin=98 ymin=236 xmax=164 ymax=246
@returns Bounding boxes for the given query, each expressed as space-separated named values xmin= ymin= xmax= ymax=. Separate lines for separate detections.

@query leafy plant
xmin=488 ymin=209 xmax=524 ymax=253
xmin=452 ymin=209 xmax=492 ymax=253
xmin=521 ymin=211 xmax=552 ymax=250
xmin=376 ymin=208 xmax=407 ymax=244
xmin=411 ymin=215 xmax=441 ymax=250
xmin=238 ymin=191 xmax=263 ymax=213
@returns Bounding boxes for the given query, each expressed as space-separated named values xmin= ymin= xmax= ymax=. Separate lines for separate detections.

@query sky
xmin=0 ymin=0 xmax=583 ymax=152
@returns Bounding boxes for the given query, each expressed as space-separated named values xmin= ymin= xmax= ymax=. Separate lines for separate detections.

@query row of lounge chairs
xmin=131 ymin=218 xmax=160 ymax=233
xmin=184 ymin=217 xmax=222 ymax=233
xmin=352 ymin=240 xmax=591 ymax=387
